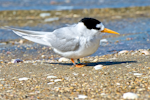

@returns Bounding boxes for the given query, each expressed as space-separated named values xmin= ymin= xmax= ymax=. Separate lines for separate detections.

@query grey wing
xmin=46 ymin=27 xmax=80 ymax=52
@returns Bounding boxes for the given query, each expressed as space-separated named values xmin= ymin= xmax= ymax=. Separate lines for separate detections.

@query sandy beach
xmin=0 ymin=6 xmax=150 ymax=99
xmin=0 ymin=45 xmax=150 ymax=99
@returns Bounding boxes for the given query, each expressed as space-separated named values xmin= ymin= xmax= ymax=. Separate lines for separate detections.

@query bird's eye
xmin=96 ymin=24 xmax=101 ymax=29
xmin=97 ymin=23 xmax=105 ymax=31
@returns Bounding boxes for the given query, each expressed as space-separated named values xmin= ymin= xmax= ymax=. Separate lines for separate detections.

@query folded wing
xmin=4 ymin=26 xmax=80 ymax=52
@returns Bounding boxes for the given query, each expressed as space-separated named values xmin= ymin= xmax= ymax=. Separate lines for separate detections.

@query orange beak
xmin=101 ymin=28 xmax=120 ymax=35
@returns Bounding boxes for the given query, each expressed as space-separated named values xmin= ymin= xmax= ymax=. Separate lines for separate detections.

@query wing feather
xmin=4 ymin=26 xmax=51 ymax=46
xmin=45 ymin=26 xmax=80 ymax=52
xmin=4 ymin=26 xmax=80 ymax=52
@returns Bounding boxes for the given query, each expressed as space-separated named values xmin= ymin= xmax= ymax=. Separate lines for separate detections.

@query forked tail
xmin=4 ymin=26 xmax=51 ymax=46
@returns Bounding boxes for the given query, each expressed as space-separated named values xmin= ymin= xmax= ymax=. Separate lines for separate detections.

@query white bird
xmin=4 ymin=17 xmax=119 ymax=67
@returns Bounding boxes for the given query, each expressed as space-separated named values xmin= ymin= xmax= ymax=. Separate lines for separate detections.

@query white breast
xmin=76 ymin=37 xmax=100 ymax=58
xmin=54 ymin=36 xmax=100 ymax=59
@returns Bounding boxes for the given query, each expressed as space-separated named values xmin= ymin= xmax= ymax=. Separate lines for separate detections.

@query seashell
xmin=72 ymin=72 xmax=78 ymax=76
xmin=100 ymin=39 xmax=108 ymax=46
xmin=94 ymin=65 xmax=103 ymax=70
xmin=54 ymin=79 xmax=62 ymax=82
xmin=18 ymin=77 xmax=29 ymax=81
xmin=47 ymin=76 xmax=57 ymax=78
xmin=44 ymin=17 xmax=59 ymax=22
xmin=41 ymin=55 xmax=46 ymax=58
xmin=58 ymin=57 xmax=70 ymax=62
xmin=140 ymin=50 xmax=150 ymax=55
xmin=101 ymin=93 xmax=107 ymax=96
xmin=133 ymin=73 xmax=142 ymax=77
xmin=40 ymin=13 xmax=51 ymax=18
xmin=123 ymin=92 xmax=138 ymax=99
xmin=116 ymin=83 xmax=121 ymax=85
xmin=47 ymin=82 xmax=54 ymax=85
xmin=92 ymin=58 xmax=98 ymax=62
xmin=118 ymin=50 xmax=128 ymax=55
xmin=11 ymin=59 xmax=23 ymax=63
xmin=78 ymin=95 xmax=87 ymax=99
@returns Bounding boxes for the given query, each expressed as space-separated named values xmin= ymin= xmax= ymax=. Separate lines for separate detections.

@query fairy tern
xmin=4 ymin=17 xmax=119 ymax=67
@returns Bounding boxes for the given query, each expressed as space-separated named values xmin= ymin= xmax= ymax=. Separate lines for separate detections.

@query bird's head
xmin=80 ymin=17 xmax=119 ymax=35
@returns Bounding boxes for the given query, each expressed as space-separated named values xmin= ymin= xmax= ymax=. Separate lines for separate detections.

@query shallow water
xmin=0 ymin=0 xmax=150 ymax=11
xmin=93 ymin=17 xmax=150 ymax=56
xmin=1 ymin=17 xmax=150 ymax=56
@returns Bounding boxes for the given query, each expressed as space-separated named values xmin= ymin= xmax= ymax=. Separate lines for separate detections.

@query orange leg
xmin=71 ymin=58 xmax=85 ymax=68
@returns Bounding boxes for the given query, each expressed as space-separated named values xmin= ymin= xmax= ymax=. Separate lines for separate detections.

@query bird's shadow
xmin=46 ymin=61 xmax=137 ymax=66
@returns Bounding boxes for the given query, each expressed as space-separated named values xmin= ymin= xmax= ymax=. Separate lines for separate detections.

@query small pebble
xmin=123 ymin=92 xmax=138 ymax=99
xmin=47 ymin=76 xmax=57 ymax=78
xmin=78 ymin=95 xmax=87 ymax=99
xmin=100 ymin=39 xmax=108 ymax=46
xmin=133 ymin=73 xmax=143 ymax=76
xmin=47 ymin=82 xmax=54 ymax=85
xmin=40 ymin=13 xmax=51 ymax=18
xmin=41 ymin=55 xmax=46 ymax=58
xmin=92 ymin=58 xmax=98 ymax=62
xmin=116 ymin=83 xmax=121 ymax=85
xmin=44 ymin=17 xmax=59 ymax=22
xmin=54 ymin=79 xmax=62 ymax=82
xmin=58 ymin=57 xmax=70 ymax=62
xmin=0 ymin=42 xmax=7 ymax=45
xmin=19 ymin=39 xmax=26 ymax=44
xmin=101 ymin=93 xmax=106 ymax=96
xmin=94 ymin=65 xmax=103 ymax=70
xmin=0 ymin=78 xmax=5 ymax=81
xmin=72 ymin=72 xmax=78 ymax=76
xmin=18 ymin=77 xmax=29 ymax=81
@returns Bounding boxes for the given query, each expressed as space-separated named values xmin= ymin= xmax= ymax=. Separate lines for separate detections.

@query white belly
xmin=54 ymin=37 xmax=100 ymax=59
xmin=76 ymin=38 xmax=100 ymax=58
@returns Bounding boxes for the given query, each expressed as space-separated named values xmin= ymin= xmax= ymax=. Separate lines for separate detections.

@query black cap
xmin=80 ymin=18 xmax=101 ymax=30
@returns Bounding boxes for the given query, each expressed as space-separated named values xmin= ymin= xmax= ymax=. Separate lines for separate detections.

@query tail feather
xmin=4 ymin=26 xmax=51 ymax=46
